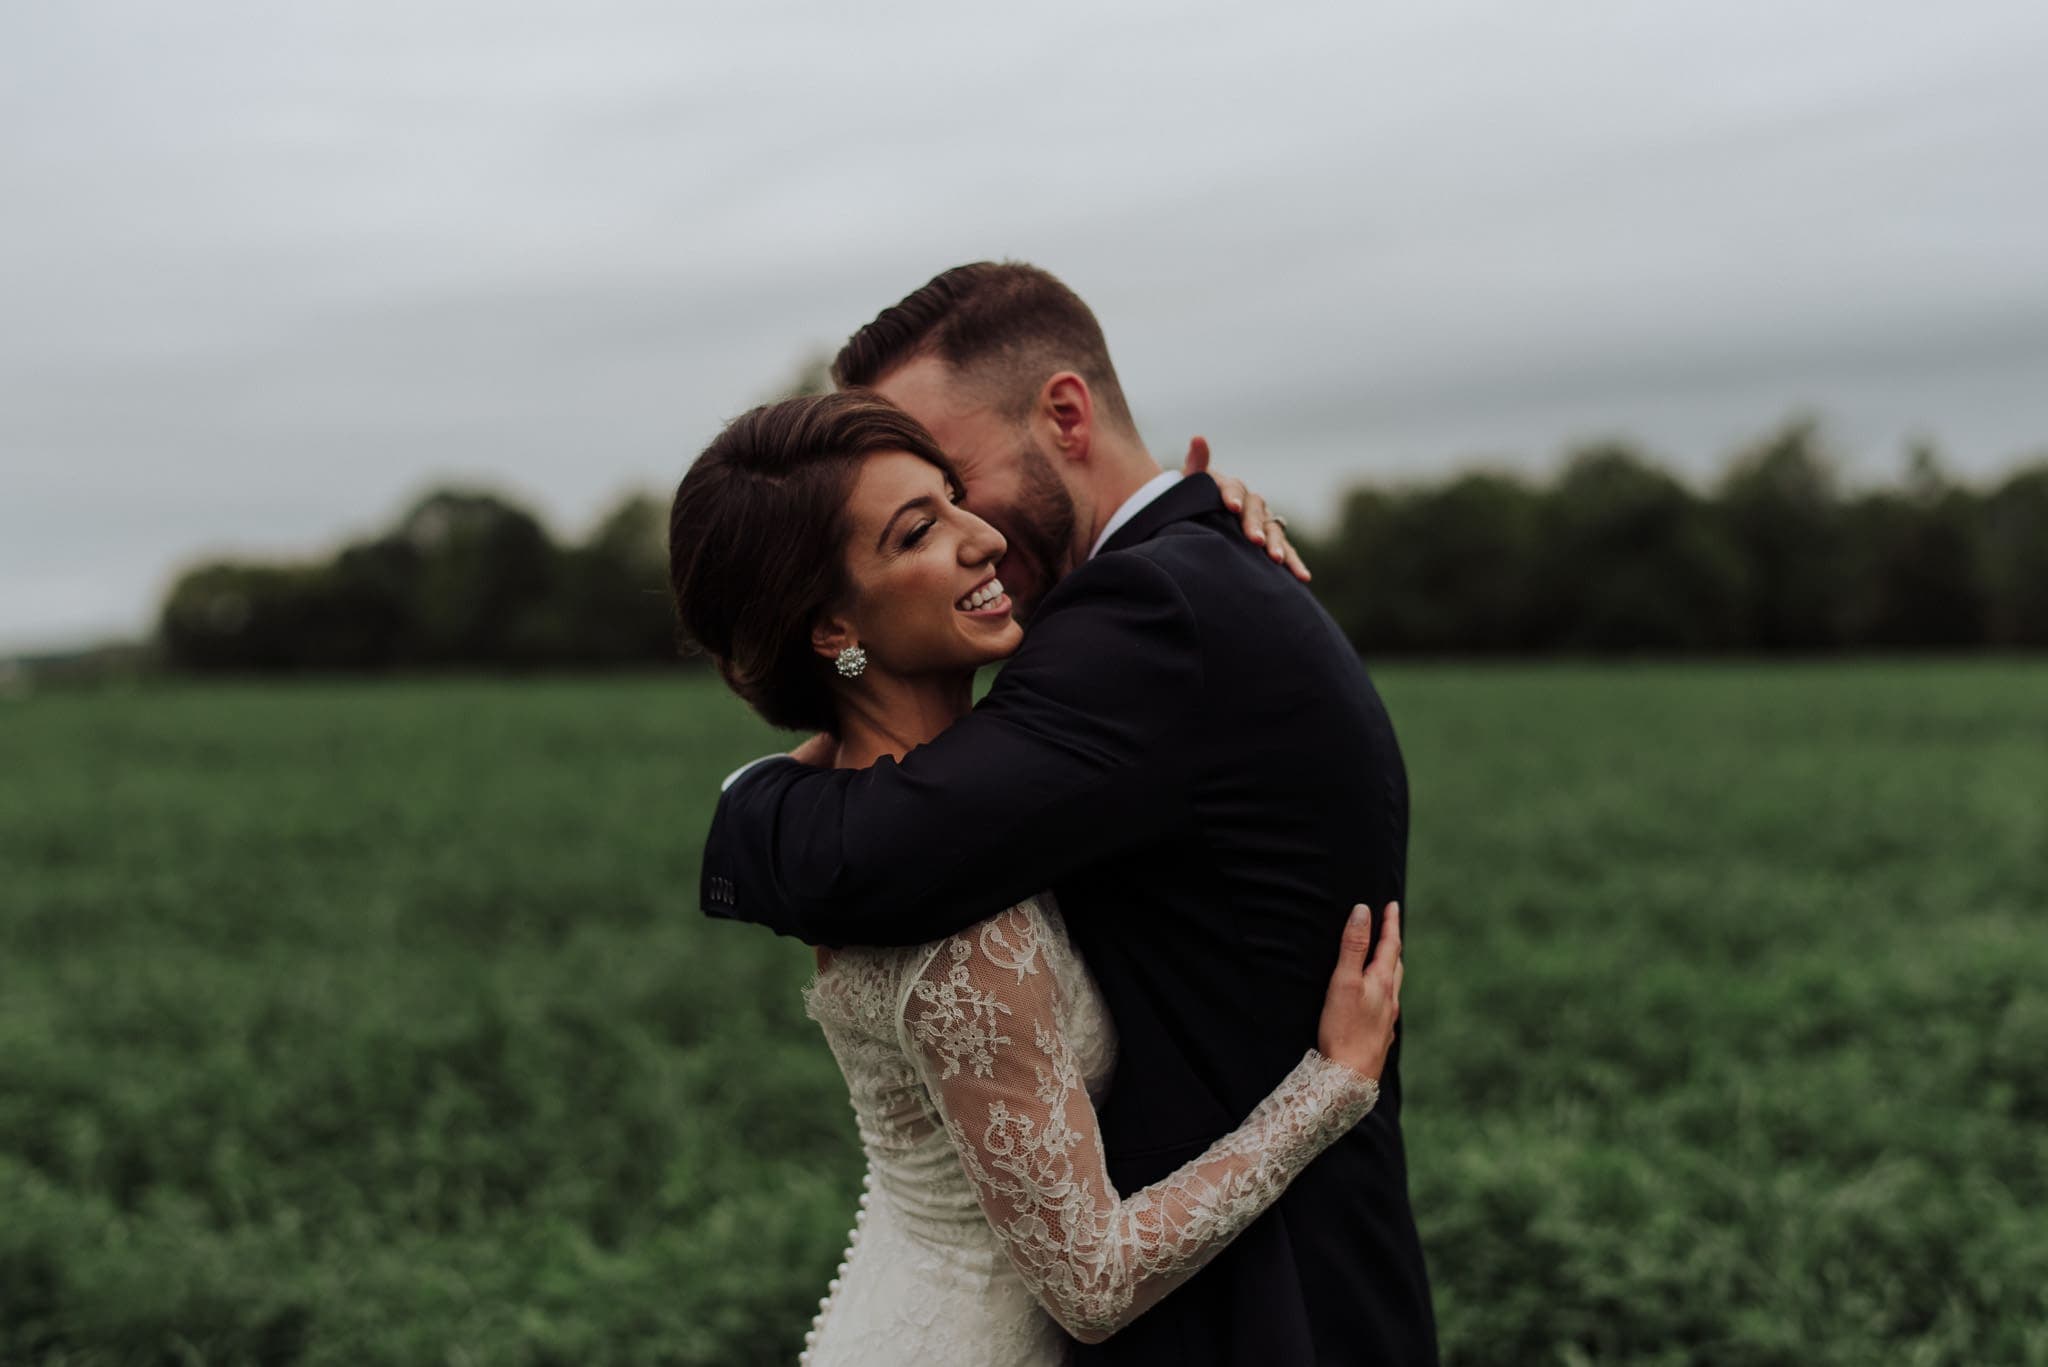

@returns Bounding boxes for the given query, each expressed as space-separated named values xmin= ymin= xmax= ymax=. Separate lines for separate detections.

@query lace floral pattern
xmin=798 ymin=896 xmax=1376 ymax=1363
xmin=900 ymin=900 xmax=1378 ymax=1344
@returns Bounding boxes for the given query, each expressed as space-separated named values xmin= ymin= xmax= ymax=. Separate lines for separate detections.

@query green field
xmin=3 ymin=664 xmax=2045 ymax=1366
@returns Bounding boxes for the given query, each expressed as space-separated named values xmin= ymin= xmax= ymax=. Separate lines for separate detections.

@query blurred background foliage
xmin=157 ymin=486 xmax=677 ymax=674
xmin=4 ymin=667 xmax=2043 ymax=1365
xmin=1297 ymin=420 xmax=2048 ymax=657
xmin=138 ymin=417 xmax=2048 ymax=679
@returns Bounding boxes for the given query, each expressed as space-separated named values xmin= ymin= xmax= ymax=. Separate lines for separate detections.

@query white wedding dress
xmin=797 ymin=894 xmax=1379 ymax=1366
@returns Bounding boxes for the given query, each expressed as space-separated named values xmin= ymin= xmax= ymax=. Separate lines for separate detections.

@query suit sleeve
xmin=699 ymin=551 xmax=1203 ymax=946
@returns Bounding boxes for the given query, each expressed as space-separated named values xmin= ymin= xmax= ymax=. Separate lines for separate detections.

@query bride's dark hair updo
xmin=668 ymin=391 xmax=961 ymax=733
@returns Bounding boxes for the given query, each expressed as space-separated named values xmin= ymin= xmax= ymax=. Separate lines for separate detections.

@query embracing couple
xmin=671 ymin=263 xmax=1437 ymax=1365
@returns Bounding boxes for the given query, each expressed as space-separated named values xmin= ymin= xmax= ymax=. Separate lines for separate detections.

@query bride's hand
xmin=1180 ymin=436 xmax=1312 ymax=583
xmin=1316 ymin=902 xmax=1403 ymax=1081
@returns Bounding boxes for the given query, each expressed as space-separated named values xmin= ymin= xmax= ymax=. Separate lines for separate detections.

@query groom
xmin=703 ymin=262 xmax=1437 ymax=1365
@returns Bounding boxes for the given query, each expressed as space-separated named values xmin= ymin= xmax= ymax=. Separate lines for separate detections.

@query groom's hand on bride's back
xmin=1181 ymin=435 xmax=1312 ymax=584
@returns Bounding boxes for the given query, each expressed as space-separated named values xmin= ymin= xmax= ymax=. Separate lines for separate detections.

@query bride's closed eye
xmin=899 ymin=488 xmax=963 ymax=550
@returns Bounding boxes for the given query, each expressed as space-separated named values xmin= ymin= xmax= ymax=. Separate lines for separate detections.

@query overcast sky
xmin=6 ymin=0 xmax=2048 ymax=652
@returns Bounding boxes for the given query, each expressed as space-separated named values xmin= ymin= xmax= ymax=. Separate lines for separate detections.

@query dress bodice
xmin=798 ymin=895 xmax=1114 ymax=1365
xmin=803 ymin=894 xmax=1118 ymax=1243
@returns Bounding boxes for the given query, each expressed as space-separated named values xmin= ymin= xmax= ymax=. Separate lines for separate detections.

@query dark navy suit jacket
xmin=703 ymin=474 xmax=1438 ymax=1366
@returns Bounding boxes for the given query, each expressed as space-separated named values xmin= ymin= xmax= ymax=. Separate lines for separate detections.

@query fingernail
xmin=1349 ymin=904 xmax=1369 ymax=925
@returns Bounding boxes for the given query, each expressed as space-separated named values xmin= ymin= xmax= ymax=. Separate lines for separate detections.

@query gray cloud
xmin=5 ymin=0 xmax=2048 ymax=649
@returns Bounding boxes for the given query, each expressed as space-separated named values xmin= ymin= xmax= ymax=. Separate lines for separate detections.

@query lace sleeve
xmin=898 ymin=902 xmax=1379 ymax=1344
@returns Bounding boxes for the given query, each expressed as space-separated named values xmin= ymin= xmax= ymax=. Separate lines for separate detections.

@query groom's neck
xmin=1078 ymin=430 xmax=1162 ymax=554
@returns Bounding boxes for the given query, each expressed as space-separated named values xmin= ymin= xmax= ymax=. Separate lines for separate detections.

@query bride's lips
xmin=954 ymin=573 xmax=1011 ymax=618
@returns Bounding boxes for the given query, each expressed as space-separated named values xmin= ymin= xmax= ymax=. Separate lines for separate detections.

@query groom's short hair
xmin=832 ymin=262 xmax=1137 ymax=434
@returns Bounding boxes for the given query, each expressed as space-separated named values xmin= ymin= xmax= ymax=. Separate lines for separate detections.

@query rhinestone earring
xmin=835 ymin=645 xmax=868 ymax=679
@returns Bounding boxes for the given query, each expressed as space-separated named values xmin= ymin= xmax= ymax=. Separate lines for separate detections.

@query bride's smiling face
xmin=821 ymin=449 xmax=1025 ymax=676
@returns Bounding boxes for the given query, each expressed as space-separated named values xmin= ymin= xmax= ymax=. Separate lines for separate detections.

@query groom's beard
xmin=1000 ymin=436 xmax=1079 ymax=624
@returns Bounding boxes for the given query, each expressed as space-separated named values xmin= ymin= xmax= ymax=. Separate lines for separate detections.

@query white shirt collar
xmin=1087 ymin=470 xmax=1181 ymax=560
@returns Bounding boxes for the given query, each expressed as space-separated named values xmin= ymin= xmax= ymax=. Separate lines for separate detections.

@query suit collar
xmin=1088 ymin=469 xmax=1182 ymax=559
xmin=1097 ymin=472 xmax=1226 ymax=557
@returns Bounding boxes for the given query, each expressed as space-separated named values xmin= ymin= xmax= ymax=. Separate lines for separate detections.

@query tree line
xmin=155 ymin=418 xmax=2046 ymax=672
xmin=159 ymin=489 xmax=677 ymax=671
xmin=1295 ymin=420 xmax=2046 ymax=654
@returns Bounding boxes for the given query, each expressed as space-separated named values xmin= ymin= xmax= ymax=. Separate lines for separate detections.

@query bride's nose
xmin=959 ymin=509 xmax=1007 ymax=566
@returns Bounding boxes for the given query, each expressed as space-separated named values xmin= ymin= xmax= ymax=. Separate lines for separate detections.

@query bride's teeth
xmin=957 ymin=579 xmax=1005 ymax=611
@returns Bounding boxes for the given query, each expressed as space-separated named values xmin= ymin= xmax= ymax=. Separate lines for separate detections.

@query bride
xmin=668 ymin=391 xmax=1406 ymax=1365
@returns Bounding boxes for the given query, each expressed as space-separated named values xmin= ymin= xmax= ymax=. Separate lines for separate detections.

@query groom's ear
xmin=1037 ymin=371 xmax=1094 ymax=463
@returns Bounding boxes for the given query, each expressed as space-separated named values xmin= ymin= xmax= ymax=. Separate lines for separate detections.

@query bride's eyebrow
xmin=876 ymin=495 xmax=937 ymax=550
